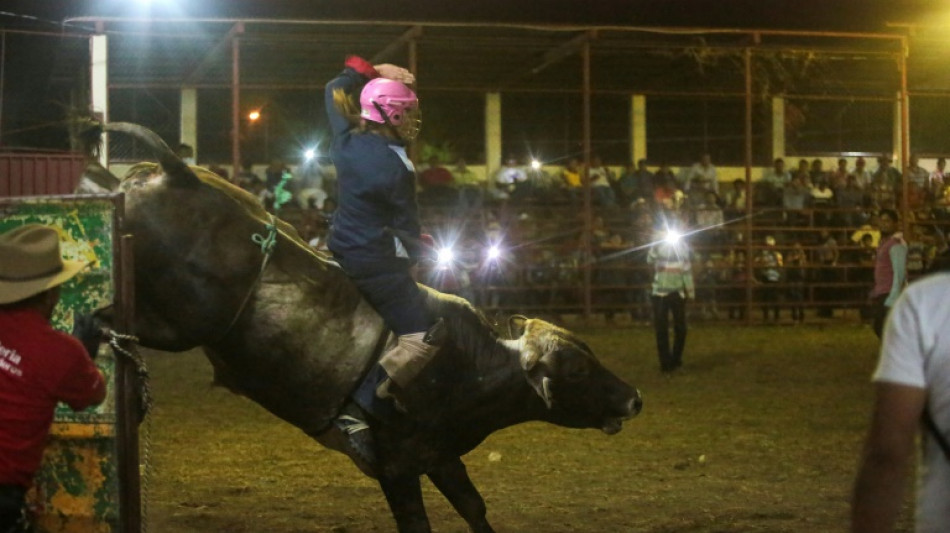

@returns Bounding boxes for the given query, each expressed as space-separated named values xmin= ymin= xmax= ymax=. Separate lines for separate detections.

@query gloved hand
xmin=72 ymin=314 xmax=106 ymax=360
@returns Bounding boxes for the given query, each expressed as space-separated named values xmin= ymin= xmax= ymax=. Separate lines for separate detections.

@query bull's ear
xmin=507 ymin=315 xmax=528 ymax=338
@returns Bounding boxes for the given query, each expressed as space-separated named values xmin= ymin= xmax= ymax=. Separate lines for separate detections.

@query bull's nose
xmin=629 ymin=389 xmax=643 ymax=416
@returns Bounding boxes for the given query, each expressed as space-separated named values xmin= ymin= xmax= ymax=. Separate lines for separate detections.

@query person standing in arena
xmin=869 ymin=209 xmax=906 ymax=338
xmin=852 ymin=272 xmax=950 ymax=532
xmin=0 ymin=225 xmax=107 ymax=532
xmin=647 ymin=222 xmax=695 ymax=373
xmin=323 ymin=56 xmax=446 ymax=470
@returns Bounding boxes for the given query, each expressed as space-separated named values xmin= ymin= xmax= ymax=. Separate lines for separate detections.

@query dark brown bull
xmin=90 ymin=122 xmax=642 ymax=533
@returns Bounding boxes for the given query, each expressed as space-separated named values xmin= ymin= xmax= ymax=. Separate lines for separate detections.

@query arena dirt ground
xmin=141 ymin=323 xmax=914 ymax=532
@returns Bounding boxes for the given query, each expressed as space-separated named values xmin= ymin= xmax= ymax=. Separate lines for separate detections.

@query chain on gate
xmin=106 ymin=330 xmax=153 ymax=533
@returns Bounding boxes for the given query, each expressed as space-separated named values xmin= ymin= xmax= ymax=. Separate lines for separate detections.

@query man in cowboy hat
xmin=0 ymin=224 xmax=107 ymax=532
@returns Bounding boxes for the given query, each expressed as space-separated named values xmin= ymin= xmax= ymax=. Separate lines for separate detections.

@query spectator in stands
xmin=828 ymin=158 xmax=850 ymax=191
xmin=296 ymin=156 xmax=329 ymax=210
xmin=811 ymin=178 xmax=835 ymax=227
xmin=814 ymin=228 xmax=840 ymax=318
xmin=418 ymin=155 xmax=456 ymax=205
xmin=594 ymin=231 xmax=629 ymax=323
xmin=234 ymin=160 xmax=262 ymax=192
xmin=694 ymin=191 xmax=724 ymax=245
xmin=628 ymin=208 xmax=655 ymax=321
xmin=761 ymin=157 xmax=792 ymax=189
xmin=492 ymin=155 xmax=528 ymax=202
xmin=265 ymin=158 xmax=288 ymax=193
xmin=929 ymin=157 xmax=947 ymax=201
xmin=618 ymin=159 xmax=655 ymax=208
xmin=794 ymin=159 xmax=812 ymax=186
xmin=809 ymin=159 xmax=827 ymax=185
xmin=452 ymin=158 xmax=484 ymax=213
xmin=208 ymin=164 xmax=229 ymax=180
xmin=724 ymin=179 xmax=747 ymax=218
xmin=869 ymin=208 xmax=907 ymax=338
xmin=851 ymin=156 xmax=872 ymax=189
xmin=783 ymin=174 xmax=810 ymax=227
xmin=560 ymin=158 xmax=583 ymax=204
xmin=835 ymin=174 xmax=869 ymax=228
xmin=906 ymin=154 xmax=930 ymax=190
xmin=785 ymin=241 xmax=807 ymax=323
xmin=588 ymin=155 xmax=616 ymax=207
xmin=697 ymin=249 xmax=726 ymax=320
xmin=868 ymin=168 xmax=897 ymax=210
xmin=754 ymin=235 xmax=783 ymax=322
xmin=873 ymin=155 xmax=902 ymax=190
xmin=684 ymin=153 xmax=718 ymax=194
xmin=727 ymin=249 xmax=748 ymax=320
xmin=177 ymin=143 xmax=196 ymax=165
xmin=653 ymin=171 xmax=684 ymax=212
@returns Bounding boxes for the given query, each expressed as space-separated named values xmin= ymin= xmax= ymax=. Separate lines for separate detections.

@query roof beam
xmin=182 ymin=22 xmax=244 ymax=85
xmin=371 ymin=25 xmax=422 ymax=64
xmin=531 ymin=30 xmax=597 ymax=75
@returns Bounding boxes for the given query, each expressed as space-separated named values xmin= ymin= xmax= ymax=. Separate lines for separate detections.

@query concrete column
xmin=485 ymin=92 xmax=502 ymax=179
xmin=893 ymin=91 xmax=904 ymax=166
xmin=630 ymin=94 xmax=646 ymax=163
xmin=91 ymin=34 xmax=109 ymax=168
xmin=771 ymin=96 xmax=785 ymax=161
xmin=180 ymin=87 xmax=198 ymax=159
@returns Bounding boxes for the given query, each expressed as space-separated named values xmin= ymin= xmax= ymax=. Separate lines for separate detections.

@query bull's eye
xmin=563 ymin=358 xmax=590 ymax=382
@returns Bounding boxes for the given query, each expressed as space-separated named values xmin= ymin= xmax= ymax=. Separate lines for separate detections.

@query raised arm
xmin=324 ymin=56 xmax=379 ymax=137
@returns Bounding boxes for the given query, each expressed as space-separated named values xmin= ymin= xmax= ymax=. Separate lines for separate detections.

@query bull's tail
xmin=74 ymin=118 xmax=199 ymax=189
xmin=103 ymin=122 xmax=199 ymax=188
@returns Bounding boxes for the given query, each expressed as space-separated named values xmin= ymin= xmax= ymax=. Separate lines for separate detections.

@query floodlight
xmin=304 ymin=148 xmax=316 ymax=161
xmin=664 ymin=229 xmax=682 ymax=245
xmin=487 ymin=244 xmax=501 ymax=260
xmin=530 ymin=159 xmax=542 ymax=170
xmin=437 ymin=247 xmax=455 ymax=265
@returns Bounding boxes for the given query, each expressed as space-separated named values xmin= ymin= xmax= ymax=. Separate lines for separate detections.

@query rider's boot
xmin=375 ymin=318 xmax=447 ymax=408
xmin=332 ymin=401 xmax=378 ymax=476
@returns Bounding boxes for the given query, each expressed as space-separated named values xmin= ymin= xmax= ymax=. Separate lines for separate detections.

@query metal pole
xmin=744 ymin=46 xmax=754 ymax=324
xmin=582 ymin=39 xmax=593 ymax=320
xmin=112 ymin=196 xmax=141 ymax=533
xmin=899 ymin=37 xmax=910 ymax=232
xmin=0 ymin=32 xmax=5 ymax=147
xmin=231 ymin=23 xmax=244 ymax=175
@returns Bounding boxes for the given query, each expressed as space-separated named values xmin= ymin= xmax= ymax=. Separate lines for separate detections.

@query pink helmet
xmin=359 ymin=78 xmax=418 ymax=126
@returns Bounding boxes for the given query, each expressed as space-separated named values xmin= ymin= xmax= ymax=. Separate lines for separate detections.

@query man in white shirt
xmin=852 ymin=273 xmax=950 ymax=533
xmin=684 ymin=153 xmax=718 ymax=194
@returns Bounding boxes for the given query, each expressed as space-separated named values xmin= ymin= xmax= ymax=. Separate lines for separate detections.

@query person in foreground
xmin=324 ymin=56 xmax=447 ymax=471
xmin=0 ymin=225 xmax=107 ymax=532
xmin=852 ymin=272 xmax=950 ymax=532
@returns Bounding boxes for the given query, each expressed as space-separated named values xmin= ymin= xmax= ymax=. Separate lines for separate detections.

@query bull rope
xmin=221 ymin=171 xmax=294 ymax=339
xmin=105 ymin=329 xmax=153 ymax=532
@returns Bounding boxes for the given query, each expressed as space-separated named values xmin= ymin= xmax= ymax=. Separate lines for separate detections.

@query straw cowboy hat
xmin=0 ymin=224 xmax=88 ymax=305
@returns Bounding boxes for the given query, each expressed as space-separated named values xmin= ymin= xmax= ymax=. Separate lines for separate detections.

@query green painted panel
xmin=0 ymin=197 xmax=121 ymax=532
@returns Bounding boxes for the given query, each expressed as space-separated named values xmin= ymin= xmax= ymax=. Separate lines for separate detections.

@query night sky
xmin=0 ymin=1 xmax=937 ymax=33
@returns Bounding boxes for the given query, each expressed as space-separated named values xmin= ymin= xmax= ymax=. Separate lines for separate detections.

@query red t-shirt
xmin=419 ymin=166 xmax=454 ymax=188
xmin=0 ymin=308 xmax=105 ymax=487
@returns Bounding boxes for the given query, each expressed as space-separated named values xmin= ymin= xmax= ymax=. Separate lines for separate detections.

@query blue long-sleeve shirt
xmin=325 ymin=67 xmax=422 ymax=262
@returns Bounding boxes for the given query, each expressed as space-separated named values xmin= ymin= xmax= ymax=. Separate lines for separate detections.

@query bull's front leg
xmin=427 ymin=457 xmax=495 ymax=533
xmin=378 ymin=473 xmax=431 ymax=533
